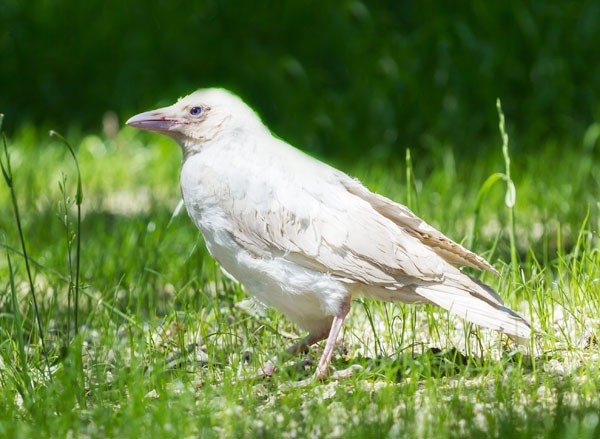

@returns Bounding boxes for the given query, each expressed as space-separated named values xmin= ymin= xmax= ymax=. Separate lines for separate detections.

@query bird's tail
xmin=414 ymin=274 xmax=531 ymax=344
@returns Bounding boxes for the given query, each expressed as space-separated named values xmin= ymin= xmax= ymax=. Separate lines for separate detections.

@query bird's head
xmin=126 ymin=88 xmax=265 ymax=154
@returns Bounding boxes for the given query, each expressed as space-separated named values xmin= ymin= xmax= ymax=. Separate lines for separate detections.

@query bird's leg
xmin=258 ymin=331 xmax=328 ymax=378
xmin=285 ymin=331 xmax=329 ymax=356
xmin=314 ymin=298 xmax=351 ymax=380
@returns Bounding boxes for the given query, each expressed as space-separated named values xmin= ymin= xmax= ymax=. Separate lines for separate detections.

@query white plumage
xmin=127 ymin=88 xmax=531 ymax=379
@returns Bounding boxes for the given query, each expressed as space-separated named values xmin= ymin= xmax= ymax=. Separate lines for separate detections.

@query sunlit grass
xmin=0 ymin=120 xmax=599 ymax=437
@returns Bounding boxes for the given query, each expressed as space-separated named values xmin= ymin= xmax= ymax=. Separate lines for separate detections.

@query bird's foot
xmin=314 ymin=364 xmax=329 ymax=381
xmin=257 ymin=361 xmax=277 ymax=378
xmin=314 ymin=363 xmax=362 ymax=381
xmin=286 ymin=364 xmax=363 ymax=388
xmin=329 ymin=364 xmax=363 ymax=380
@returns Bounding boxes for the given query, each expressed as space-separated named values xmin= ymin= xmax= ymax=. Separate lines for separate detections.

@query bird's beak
xmin=126 ymin=107 xmax=183 ymax=132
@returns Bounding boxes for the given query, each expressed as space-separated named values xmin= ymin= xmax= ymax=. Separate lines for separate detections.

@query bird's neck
xmin=180 ymin=120 xmax=270 ymax=161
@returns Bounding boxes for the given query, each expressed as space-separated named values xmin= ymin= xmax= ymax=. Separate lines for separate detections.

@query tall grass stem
xmin=50 ymin=130 xmax=83 ymax=338
xmin=0 ymin=114 xmax=51 ymax=377
xmin=496 ymin=99 xmax=519 ymax=276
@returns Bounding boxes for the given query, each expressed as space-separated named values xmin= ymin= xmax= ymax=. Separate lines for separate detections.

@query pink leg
xmin=314 ymin=299 xmax=351 ymax=380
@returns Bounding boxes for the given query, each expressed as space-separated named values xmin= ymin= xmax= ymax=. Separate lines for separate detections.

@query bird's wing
xmin=340 ymin=177 xmax=499 ymax=275
xmin=227 ymin=162 xmax=463 ymax=287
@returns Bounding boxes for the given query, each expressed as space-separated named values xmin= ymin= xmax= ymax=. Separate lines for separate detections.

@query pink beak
xmin=126 ymin=108 xmax=183 ymax=132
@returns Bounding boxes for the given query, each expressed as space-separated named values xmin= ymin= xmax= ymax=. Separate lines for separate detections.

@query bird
xmin=126 ymin=88 xmax=531 ymax=380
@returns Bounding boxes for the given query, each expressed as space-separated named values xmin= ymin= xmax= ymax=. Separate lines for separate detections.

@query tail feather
xmin=415 ymin=279 xmax=531 ymax=343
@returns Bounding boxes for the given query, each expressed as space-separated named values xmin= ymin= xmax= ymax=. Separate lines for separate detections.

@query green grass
xmin=0 ymin=119 xmax=599 ymax=438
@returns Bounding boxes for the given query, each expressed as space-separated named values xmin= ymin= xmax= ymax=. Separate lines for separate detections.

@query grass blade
xmin=6 ymin=248 xmax=33 ymax=399
xmin=50 ymin=130 xmax=83 ymax=338
xmin=496 ymin=99 xmax=519 ymax=276
xmin=469 ymin=172 xmax=505 ymax=248
xmin=1 ymin=116 xmax=51 ymax=378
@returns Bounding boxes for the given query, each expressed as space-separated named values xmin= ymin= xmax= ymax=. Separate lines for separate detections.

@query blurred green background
xmin=1 ymin=0 xmax=600 ymax=160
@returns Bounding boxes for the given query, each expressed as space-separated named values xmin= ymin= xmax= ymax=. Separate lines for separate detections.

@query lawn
xmin=1 ymin=115 xmax=599 ymax=438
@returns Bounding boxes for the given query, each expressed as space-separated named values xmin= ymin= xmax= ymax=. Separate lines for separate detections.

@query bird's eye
xmin=190 ymin=106 xmax=203 ymax=116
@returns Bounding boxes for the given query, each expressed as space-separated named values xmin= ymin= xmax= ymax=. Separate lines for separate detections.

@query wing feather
xmin=341 ymin=178 xmax=499 ymax=275
xmin=228 ymin=168 xmax=457 ymax=287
